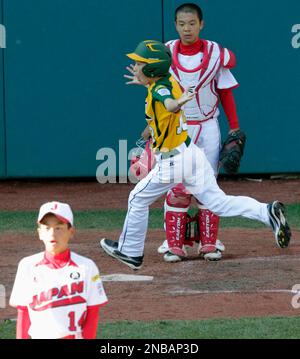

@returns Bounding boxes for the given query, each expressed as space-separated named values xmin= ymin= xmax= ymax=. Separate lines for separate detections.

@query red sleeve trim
xmin=99 ymin=300 xmax=108 ymax=307
xmin=17 ymin=305 xmax=28 ymax=310
xmin=224 ymin=84 xmax=239 ymax=90
xmin=86 ymin=304 xmax=102 ymax=311
xmin=222 ymin=48 xmax=236 ymax=69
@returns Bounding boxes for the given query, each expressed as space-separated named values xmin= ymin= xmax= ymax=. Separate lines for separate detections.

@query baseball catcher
xmin=219 ymin=129 xmax=246 ymax=174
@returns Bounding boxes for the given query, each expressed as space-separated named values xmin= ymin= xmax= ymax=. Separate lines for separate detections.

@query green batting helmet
xmin=127 ymin=40 xmax=172 ymax=78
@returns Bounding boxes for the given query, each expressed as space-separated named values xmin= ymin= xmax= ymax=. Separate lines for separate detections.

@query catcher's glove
xmin=219 ymin=129 xmax=246 ymax=174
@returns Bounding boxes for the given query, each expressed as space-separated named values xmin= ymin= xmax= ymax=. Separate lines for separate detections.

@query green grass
xmin=1 ymin=316 xmax=300 ymax=339
xmin=0 ymin=204 xmax=299 ymax=232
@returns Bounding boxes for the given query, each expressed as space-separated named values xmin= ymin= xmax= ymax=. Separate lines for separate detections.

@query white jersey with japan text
xmin=10 ymin=251 xmax=108 ymax=339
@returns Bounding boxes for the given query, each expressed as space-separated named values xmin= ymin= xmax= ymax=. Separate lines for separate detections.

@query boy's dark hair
xmin=175 ymin=3 xmax=203 ymax=22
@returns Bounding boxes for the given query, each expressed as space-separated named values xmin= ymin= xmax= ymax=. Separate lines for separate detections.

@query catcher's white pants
xmin=188 ymin=117 xmax=221 ymax=175
xmin=118 ymin=142 xmax=270 ymax=257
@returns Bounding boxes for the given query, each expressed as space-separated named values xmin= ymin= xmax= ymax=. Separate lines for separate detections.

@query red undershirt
xmin=178 ymin=38 xmax=239 ymax=130
xmin=43 ymin=248 xmax=71 ymax=268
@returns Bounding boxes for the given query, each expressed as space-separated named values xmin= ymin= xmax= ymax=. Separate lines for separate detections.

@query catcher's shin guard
xmin=197 ymin=206 xmax=221 ymax=257
xmin=165 ymin=211 xmax=188 ymax=257
xmin=164 ymin=184 xmax=192 ymax=258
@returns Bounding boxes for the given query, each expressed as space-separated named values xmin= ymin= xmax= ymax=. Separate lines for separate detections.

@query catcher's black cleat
xmin=100 ymin=238 xmax=143 ymax=270
xmin=267 ymin=201 xmax=291 ymax=248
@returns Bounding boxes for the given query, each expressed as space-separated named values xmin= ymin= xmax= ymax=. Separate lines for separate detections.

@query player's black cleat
xmin=100 ymin=238 xmax=143 ymax=270
xmin=267 ymin=201 xmax=291 ymax=248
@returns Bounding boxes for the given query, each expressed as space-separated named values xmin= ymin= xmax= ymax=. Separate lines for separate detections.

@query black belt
xmin=159 ymin=137 xmax=191 ymax=160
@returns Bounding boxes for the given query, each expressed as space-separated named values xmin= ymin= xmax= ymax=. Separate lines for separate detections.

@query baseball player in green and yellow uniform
xmin=100 ymin=40 xmax=291 ymax=270
xmin=125 ymin=3 xmax=241 ymax=263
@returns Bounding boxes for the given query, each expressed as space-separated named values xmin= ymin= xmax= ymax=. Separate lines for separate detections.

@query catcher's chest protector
xmin=167 ymin=39 xmax=222 ymax=121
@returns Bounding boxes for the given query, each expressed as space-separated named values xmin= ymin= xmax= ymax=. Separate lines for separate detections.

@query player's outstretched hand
xmin=178 ymin=86 xmax=196 ymax=107
xmin=124 ymin=64 xmax=143 ymax=85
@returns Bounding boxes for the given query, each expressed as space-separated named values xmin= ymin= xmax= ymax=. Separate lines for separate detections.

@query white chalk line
xmin=102 ymin=274 xmax=153 ymax=282
xmin=170 ymin=289 xmax=300 ymax=296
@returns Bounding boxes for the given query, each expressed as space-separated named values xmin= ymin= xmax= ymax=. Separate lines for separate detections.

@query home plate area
xmin=96 ymin=229 xmax=300 ymax=322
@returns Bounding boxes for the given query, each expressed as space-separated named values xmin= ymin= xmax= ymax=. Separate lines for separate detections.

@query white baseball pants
xmin=118 ymin=141 xmax=270 ymax=257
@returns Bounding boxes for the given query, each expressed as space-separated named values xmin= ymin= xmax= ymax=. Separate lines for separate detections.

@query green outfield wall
xmin=0 ymin=0 xmax=299 ymax=178
xmin=0 ymin=0 xmax=5 ymax=177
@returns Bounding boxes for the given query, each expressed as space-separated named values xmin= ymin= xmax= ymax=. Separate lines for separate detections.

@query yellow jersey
xmin=145 ymin=74 xmax=188 ymax=152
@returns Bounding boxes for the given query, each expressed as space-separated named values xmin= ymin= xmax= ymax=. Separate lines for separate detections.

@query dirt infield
xmin=1 ymin=177 xmax=300 ymax=211
xmin=0 ymin=179 xmax=299 ymax=323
